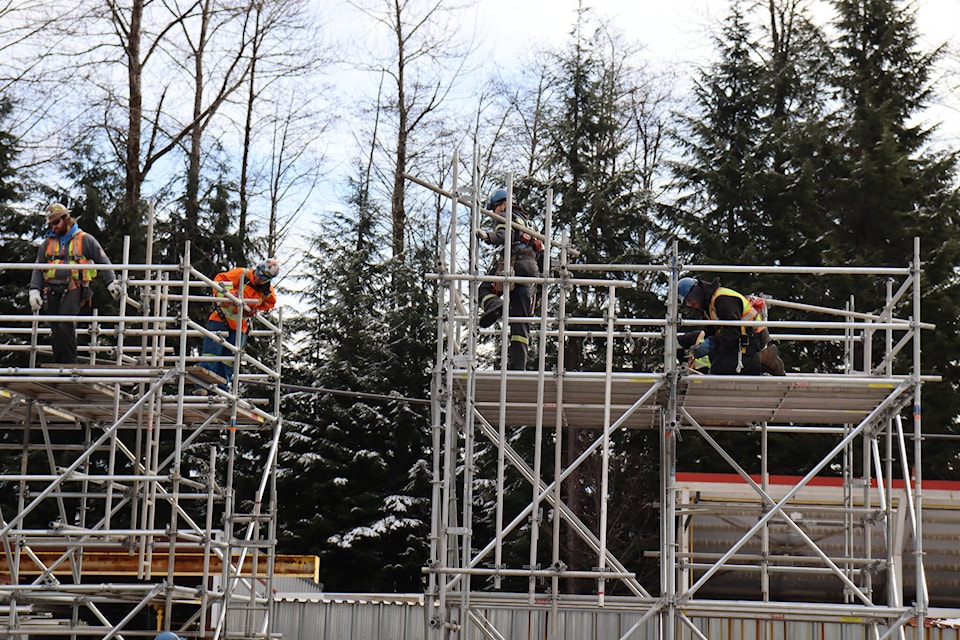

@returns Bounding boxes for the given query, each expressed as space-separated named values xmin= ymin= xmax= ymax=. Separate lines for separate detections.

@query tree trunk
xmin=239 ymin=7 xmax=261 ymax=249
xmin=184 ymin=0 xmax=211 ymax=240
xmin=124 ymin=0 xmax=143 ymax=224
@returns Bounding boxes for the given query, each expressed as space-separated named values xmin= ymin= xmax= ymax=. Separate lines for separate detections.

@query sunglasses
xmin=48 ymin=215 xmax=66 ymax=227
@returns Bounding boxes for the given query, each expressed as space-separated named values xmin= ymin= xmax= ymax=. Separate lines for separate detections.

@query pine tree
xmin=279 ymin=169 xmax=432 ymax=590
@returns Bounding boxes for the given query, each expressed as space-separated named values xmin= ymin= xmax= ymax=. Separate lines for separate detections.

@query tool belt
xmin=43 ymin=281 xmax=93 ymax=308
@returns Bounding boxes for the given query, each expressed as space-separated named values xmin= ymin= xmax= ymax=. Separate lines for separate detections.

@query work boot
xmin=478 ymin=298 xmax=504 ymax=328
xmin=759 ymin=343 xmax=785 ymax=376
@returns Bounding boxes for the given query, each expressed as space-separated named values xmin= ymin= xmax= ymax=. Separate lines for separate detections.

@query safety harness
xmin=43 ymin=232 xmax=97 ymax=287
xmin=211 ymin=271 xmax=273 ymax=332
xmin=491 ymin=212 xmax=543 ymax=296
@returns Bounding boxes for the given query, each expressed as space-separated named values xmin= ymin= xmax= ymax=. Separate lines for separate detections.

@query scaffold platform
xmin=462 ymin=370 xmax=915 ymax=429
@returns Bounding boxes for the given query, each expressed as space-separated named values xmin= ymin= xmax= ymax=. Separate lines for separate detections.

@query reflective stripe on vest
xmin=708 ymin=287 xmax=759 ymax=334
xmin=211 ymin=278 xmax=270 ymax=332
xmin=43 ymin=232 xmax=97 ymax=282
xmin=691 ymin=330 xmax=711 ymax=370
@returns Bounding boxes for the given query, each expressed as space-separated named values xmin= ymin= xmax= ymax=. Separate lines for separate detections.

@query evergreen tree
xmin=543 ymin=8 xmax=666 ymax=370
xmin=0 ymin=96 xmax=30 ymax=367
xmin=823 ymin=0 xmax=960 ymax=475
xmin=279 ymin=169 xmax=432 ymax=591
xmin=670 ymin=2 xmax=768 ymax=264
xmin=670 ymin=0 xmax=960 ymax=478
xmin=670 ymin=0 xmax=832 ymax=273
xmin=515 ymin=8 xmax=669 ymax=592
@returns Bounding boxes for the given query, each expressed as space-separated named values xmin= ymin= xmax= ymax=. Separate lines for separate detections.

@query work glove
xmin=691 ymin=337 xmax=713 ymax=359
xmin=29 ymin=289 xmax=43 ymax=312
xmin=476 ymin=229 xmax=490 ymax=243
xmin=243 ymin=304 xmax=257 ymax=318
xmin=107 ymin=279 xmax=124 ymax=300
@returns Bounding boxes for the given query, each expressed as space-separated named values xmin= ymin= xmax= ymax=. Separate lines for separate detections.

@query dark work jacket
xmin=485 ymin=208 xmax=541 ymax=278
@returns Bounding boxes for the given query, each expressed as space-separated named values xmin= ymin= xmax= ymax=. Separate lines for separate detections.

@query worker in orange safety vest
xmin=199 ymin=259 xmax=278 ymax=390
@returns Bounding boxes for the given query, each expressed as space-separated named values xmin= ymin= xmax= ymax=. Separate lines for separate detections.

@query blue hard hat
xmin=677 ymin=277 xmax=697 ymax=302
xmin=486 ymin=188 xmax=508 ymax=208
xmin=155 ymin=632 xmax=182 ymax=640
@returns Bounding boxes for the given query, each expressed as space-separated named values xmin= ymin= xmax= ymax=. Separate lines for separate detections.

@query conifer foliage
xmin=279 ymin=173 xmax=433 ymax=590
xmin=672 ymin=0 xmax=960 ymax=475
xmin=0 ymin=97 xmax=30 ymax=367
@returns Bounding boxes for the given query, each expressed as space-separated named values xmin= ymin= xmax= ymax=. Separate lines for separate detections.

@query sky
xmin=472 ymin=0 xmax=960 ymax=147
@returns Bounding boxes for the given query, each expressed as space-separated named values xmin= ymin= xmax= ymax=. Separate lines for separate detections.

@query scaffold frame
xmin=0 ymin=216 xmax=298 ymax=639
xmin=414 ymin=154 xmax=932 ymax=640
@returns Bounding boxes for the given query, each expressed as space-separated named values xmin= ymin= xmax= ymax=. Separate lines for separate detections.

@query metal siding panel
xmin=266 ymin=598 xmax=960 ymax=640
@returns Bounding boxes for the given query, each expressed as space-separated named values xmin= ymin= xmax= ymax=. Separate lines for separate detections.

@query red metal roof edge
xmin=676 ymin=471 xmax=960 ymax=492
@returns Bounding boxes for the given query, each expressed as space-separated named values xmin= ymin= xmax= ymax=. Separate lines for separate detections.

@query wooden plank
xmin=0 ymin=548 xmax=318 ymax=580
xmin=186 ymin=365 xmax=227 ymax=386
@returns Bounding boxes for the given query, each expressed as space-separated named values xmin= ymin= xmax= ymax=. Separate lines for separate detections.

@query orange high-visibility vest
xmin=43 ymin=232 xmax=97 ymax=283
xmin=207 ymin=267 xmax=277 ymax=333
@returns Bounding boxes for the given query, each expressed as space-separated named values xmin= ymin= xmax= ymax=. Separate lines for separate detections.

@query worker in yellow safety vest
xmin=677 ymin=276 xmax=785 ymax=376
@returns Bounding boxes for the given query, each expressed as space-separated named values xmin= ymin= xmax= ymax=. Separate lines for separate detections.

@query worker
xmin=677 ymin=329 xmax=711 ymax=373
xmin=199 ymin=259 xmax=279 ymax=390
xmin=28 ymin=203 xmax=123 ymax=364
xmin=677 ymin=276 xmax=785 ymax=376
xmin=476 ymin=188 xmax=543 ymax=370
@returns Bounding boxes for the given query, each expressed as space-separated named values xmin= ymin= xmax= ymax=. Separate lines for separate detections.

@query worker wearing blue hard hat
xmin=676 ymin=276 xmax=784 ymax=376
xmin=475 ymin=187 xmax=544 ymax=370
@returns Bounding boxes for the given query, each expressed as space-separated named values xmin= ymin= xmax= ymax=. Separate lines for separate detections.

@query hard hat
xmin=677 ymin=277 xmax=697 ymax=303
xmin=154 ymin=632 xmax=182 ymax=640
xmin=253 ymin=258 xmax=279 ymax=283
xmin=45 ymin=203 xmax=71 ymax=223
xmin=486 ymin=188 xmax=508 ymax=208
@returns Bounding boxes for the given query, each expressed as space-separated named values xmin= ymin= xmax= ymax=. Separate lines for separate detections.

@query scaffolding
xmin=416 ymin=161 xmax=933 ymax=640
xmin=0 ymin=230 xmax=301 ymax=639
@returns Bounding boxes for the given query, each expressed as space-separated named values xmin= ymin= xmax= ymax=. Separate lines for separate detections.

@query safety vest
xmin=689 ymin=330 xmax=712 ymax=371
xmin=208 ymin=268 xmax=275 ymax=333
xmin=43 ymin=231 xmax=97 ymax=283
xmin=708 ymin=287 xmax=760 ymax=335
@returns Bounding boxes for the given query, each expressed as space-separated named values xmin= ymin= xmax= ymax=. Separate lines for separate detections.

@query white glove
xmin=29 ymin=289 xmax=42 ymax=312
xmin=476 ymin=229 xmax=489 ymax=243
xmin=107 ymin=280 xmax=123 ymax=300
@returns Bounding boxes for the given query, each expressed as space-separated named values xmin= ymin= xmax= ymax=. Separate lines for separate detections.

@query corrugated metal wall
xmin=260 ymin=597 xmax=960 ymax=640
